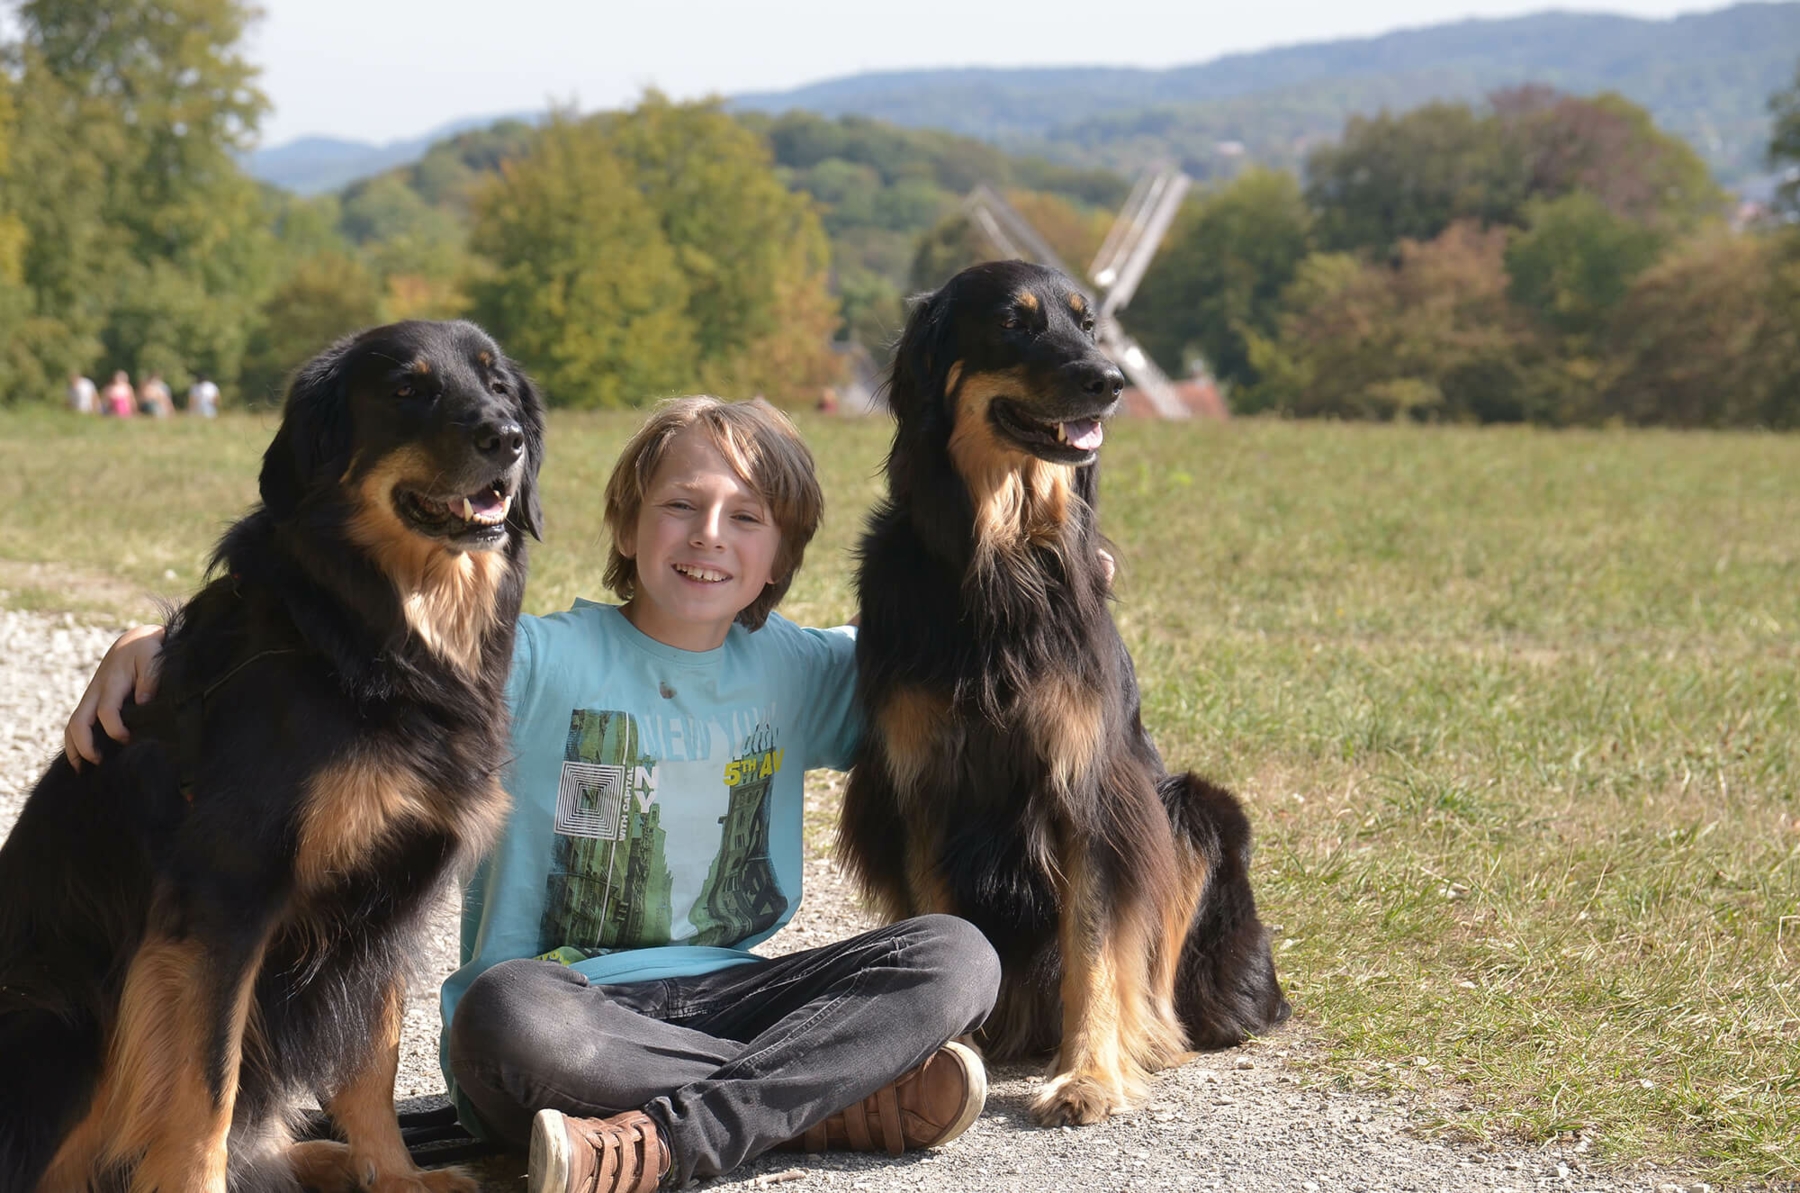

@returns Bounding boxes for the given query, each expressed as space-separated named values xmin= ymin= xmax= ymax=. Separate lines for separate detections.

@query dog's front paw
xmin=290 ymin=1141 xmax=478 ymax=1193
xmin=361 ymin=1163 xmax=479 ymax=1193
xmin=1029 ymin=1071 xmax=1127 ymax=1126
xmin=379 ymin=1166 xmax=479 ymax=1193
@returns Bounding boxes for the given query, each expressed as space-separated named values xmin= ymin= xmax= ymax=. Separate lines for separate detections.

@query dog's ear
xmin=260 ymin=335 xmax=357 ymax=518
xmin=883 ymin=288 xmax=951 ymax=422
xmin=508 ymin=359 xmax=547 ymax=541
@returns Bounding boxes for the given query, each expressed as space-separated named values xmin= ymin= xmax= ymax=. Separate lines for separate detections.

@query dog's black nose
xmin=1074 ymin=361 xmax=1125 ymax=399
xmin=475 ymin=419 xmax=525 ymax=462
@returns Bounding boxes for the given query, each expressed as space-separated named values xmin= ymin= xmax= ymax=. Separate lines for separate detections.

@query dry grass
xmin=2 ymin=407 xmax=1795 ymax=1183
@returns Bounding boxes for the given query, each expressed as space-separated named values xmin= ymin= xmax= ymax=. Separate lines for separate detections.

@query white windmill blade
xmin=1089 ymin=170 xmax=1160 ymax=289
xmin=1097 ymin=315 xmax=1190 ymax=420
xmin=1098 ymin=169 xmax=1190 ymax=318
xmin=963 ymin=185 xmax=1077 ymax=278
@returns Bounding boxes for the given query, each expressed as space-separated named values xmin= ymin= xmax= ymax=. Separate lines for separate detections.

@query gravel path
xmin=0 ymin=608 xmax=1726 ymax=1193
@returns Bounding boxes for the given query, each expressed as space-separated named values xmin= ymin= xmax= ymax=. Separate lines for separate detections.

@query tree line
xmin=1 ymin=0 xmax=1796 ymax=427
xmin=1115 ymin=84 xmax=1800 ymax=428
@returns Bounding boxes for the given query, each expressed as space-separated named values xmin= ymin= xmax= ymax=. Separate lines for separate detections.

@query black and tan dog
xmin=0 ymin=321 xmax=543 ymax=1192
xmin=839 ymin=261 xmax=1289 ymax=1127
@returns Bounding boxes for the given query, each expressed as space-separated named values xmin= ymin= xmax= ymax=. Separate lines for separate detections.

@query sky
xmin=246 ymin=0 xmax=1731 ymax=147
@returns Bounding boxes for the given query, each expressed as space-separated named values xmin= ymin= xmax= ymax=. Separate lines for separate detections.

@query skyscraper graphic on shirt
xmin=540 ymin=709 xmax=674 ymax=951
xmin=687 ymin=724 xmax=788 ymax=947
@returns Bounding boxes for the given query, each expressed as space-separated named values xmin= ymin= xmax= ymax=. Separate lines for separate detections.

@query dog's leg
xmin=39 ymin=928 xmax=269 ymax=1193
xmin=1028 ymin=831 xmax=1176 ymax=1127
xmin=288 ymin=977 xmax=476 ymax=1193
xmin=1030 ymin=810 xmax=1190 ymax=1128
xmin=1030 ymin=862 xmax=1139 ymax=1126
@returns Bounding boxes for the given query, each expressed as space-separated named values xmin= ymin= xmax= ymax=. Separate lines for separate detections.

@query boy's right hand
xmin=65 ymin=624 xmax=166 ymax=770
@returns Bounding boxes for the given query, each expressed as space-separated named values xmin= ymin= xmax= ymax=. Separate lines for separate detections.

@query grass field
xmin=3 ymin=408 xmax=1797 ymax=1184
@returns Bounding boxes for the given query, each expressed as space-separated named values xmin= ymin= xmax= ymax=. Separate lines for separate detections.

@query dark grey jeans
xmin=447 ymin=915 xmax=1001 ymax=1185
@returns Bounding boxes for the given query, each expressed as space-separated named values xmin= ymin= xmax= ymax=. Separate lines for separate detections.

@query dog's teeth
xmin=461 ymin=496 xmax=474 ymax=521
xmin=1056 ymin=423 xmax=1068 ymax=443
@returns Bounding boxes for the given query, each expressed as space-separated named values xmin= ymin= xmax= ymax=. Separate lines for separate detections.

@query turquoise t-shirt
xmin=439 ymin=600 xmax=859 ymax=1108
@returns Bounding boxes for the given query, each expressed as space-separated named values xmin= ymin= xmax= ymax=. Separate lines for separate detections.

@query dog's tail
xmin=1160 ymin=773 xmax=1292 ymax=1049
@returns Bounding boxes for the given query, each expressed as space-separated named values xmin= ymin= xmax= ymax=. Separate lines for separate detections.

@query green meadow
xmin=2 ymin=409 xmax=1796 ymax=1184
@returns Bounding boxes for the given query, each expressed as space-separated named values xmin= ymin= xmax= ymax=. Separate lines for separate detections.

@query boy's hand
xmin=65 ymin=625 xmax=166 ymax=770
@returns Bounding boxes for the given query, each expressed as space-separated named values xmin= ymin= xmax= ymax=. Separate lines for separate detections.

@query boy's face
xmin=620 ymin=425 xmax=782 ymax=652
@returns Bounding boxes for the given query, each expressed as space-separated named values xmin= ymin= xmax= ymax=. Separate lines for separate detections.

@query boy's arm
xmin=65 ymin=624 xmax=167 ymax=769
xmin=800 ymin=623 xmax=861 ymax=771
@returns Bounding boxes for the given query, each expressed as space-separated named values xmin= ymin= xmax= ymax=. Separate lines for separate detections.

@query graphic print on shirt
xmin=688 ymin=723 xmax=787 ymax=947
xmin=540 ymin=709 xmax=672 ymax=952
xmin=540 ymin=707 xmax=789 ymax=957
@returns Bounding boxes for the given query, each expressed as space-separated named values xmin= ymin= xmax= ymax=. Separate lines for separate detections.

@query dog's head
xmin=260 ymin=320 xmax=545 ymax=550
xmin=887 ymin=261 xmax=1124 ymax=468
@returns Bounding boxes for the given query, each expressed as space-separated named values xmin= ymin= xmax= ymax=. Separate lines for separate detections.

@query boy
xmin=66 ymin=397 xmax=1000 ymax=1193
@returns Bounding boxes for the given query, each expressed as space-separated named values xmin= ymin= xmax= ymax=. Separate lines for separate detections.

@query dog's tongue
xmin=1062 ymin=419 xmax=1104 ymax=451
xmin=467 ymin=489 xmax=510 ymax=518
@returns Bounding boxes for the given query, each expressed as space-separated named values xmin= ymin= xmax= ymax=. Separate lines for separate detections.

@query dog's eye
xmin=490 ymin=380 xmax=508 ymax=395
xmin=1081 ymin=317 xmax=1096 ymax=334
xmin=395 ymin=384 xmax=413 ymax=399
xmin=1000 ymin=314 xmax=1022 ymax=330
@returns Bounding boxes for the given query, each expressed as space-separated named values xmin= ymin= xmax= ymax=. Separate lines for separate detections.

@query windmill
xmin=964 ymin=167 xmax=1194 ymax=419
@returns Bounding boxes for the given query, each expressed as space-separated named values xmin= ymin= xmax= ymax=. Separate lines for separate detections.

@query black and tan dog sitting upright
xmin=838 ymin=261 xmax=1290 ymax=1128
xmin=0 ymin=321 xmax=543 ymax=1192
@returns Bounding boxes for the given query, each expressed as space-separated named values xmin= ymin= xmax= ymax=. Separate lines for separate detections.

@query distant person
xmin=66 ymin=372 xmax=98 ymax=415
xmin=187 ymin=374 xmax=219 ymax=418
xmin=101 ymin=371 xmax=136 ymax=418
xmin=140 ymin=372 xmax=174 ymax=418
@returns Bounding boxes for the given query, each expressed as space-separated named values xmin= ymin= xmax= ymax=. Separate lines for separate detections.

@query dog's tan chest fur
xmin=947 ymin=366 xmax=1078 ymax=560
xmin=345 ymin=449 xmax=512 ymax=675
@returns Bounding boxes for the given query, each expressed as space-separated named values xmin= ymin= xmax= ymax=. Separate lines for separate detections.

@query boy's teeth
xmin=677 ymin=564 xmax=726 ymax=582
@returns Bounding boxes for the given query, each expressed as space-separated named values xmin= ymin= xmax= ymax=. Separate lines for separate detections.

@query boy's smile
xmin=621 ymin=426 xmax=782 ymax=652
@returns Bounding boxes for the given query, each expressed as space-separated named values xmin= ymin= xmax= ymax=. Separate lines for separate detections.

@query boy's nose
xmin=691 ymin=507 xmax=726 ymax=546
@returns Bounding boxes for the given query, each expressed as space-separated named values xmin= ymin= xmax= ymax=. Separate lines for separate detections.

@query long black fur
xmin=0 ymin=321 xmax=543 ymax=1191
xmin=839 ymin=262 xmax=1289 ymax=1120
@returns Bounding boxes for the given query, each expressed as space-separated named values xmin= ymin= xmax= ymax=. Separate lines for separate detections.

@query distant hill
xmin=245 ymin=113 xmax=537 ymax=194
xmin=244 ymin=4 xmax=1798 ymax=196
xmin=732 ymin=3 xmax=1800 ymax=189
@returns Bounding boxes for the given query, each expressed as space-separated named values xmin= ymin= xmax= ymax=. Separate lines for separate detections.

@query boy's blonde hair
xmin=603 ymin=396 xmax=824 ymax=631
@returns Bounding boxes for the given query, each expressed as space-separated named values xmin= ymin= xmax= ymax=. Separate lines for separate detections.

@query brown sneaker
xmin=528 ymin=1107 xmax=670 ymax=1193
xmin=782 ymin=1040 xmax=987 ymax=1156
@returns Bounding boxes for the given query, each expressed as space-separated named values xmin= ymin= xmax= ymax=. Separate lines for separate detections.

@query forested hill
xmin=731 ymin=3 xmax=1800 ymax=189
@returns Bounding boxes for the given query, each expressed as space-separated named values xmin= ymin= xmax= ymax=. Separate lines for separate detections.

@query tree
xmin=1600 ymin=233 xmax=1800 ymax=428
xmin=605 ymin=96 xmax=841 ymax=403
xmin=1505 ymin=191 xmax=1666 ymax=342
xmin=1 ymin=0 xmax=275 ymax=401
xmin=1494 ymin=88 xmax=1724 ymax=229
xmin=1127 ymin=168 xmax=1312 ymax=390
xmin=1305 ymin=102 xmax=1524 ymax=255
xmin=1771 ymin=60 xmax=1800 ymax=219
xmin=1244 ymin=223 xmax=1534 ymax=422
xmin=468 ymin=117 xmax=698 ymax=409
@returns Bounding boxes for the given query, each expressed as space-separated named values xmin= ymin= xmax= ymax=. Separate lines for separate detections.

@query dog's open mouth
xmin=990 ymin=399 xmax=1109 ymax=463
xmin=394 ymin=478 xmax=515 ymax=545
